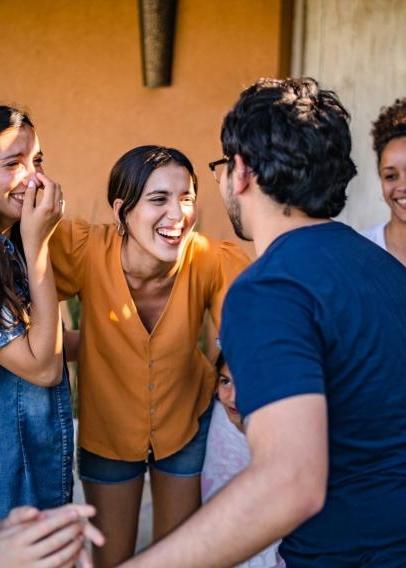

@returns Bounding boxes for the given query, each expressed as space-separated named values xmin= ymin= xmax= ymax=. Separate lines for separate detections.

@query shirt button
xmin=148 ymin=361 xmax=154 ymax=368
xmin=148 ymin=383 xmax=155 ymax=391
xmin=150 ymin=408 xmax=155 ymax=415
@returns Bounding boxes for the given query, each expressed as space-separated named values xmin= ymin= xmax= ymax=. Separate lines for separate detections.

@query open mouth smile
xmin=9 ymin=192 xmax=25 ymax=205
xmin=156 ymin=227 xmax=184 ymax=246
xmin=391 ymin=196 xmax=406 ymax=211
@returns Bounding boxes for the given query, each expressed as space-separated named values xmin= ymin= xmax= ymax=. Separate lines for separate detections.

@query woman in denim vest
xmin=0 ymin=106 xmax=73 ymax=518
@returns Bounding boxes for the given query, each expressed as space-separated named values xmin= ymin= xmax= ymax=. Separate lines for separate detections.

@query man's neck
xmin=249 ymin=198 xmax=330 ymax=257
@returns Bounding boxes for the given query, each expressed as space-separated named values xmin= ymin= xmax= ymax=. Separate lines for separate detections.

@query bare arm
xmin=0 ymin=174 xmax=64 ymax=386
xmin=123 ymin=394 xmax=328 ymax=567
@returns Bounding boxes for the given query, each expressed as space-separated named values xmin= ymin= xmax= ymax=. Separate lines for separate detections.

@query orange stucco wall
xmin=1 ymin=0 xmax=291 ymax=247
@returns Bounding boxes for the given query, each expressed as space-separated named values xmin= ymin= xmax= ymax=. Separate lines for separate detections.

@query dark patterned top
xmin=0 ymin=235 xmax=28 ymax=347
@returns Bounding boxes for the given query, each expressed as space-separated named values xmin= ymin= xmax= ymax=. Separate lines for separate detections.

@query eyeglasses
xmin=208 ymin=157 xmax=229 ymax=183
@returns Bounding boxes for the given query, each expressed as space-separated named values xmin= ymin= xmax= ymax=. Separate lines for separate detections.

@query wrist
xmin=24 ymin=244 xmax=52 ymax=277
xmin=23 ymin=239 xmax=49 ymax=258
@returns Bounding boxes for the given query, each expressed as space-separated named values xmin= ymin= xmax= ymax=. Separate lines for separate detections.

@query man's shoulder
xmin=224 ymin=221 xmax=371 ymax=310
xmin=261 ymin=221 xmax=384 ymax=279
xmin=269 ymin=221 xmax=355 ymax=254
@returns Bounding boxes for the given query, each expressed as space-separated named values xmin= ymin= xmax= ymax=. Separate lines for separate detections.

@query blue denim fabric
xmin=0 ymin=235 xmax=73 ymax=518
xmin=0 ymin=364 xmax=74 ymax=518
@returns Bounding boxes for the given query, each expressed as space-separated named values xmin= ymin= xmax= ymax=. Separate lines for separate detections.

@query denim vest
xmin=0 ymin=365 xmax=73 ymax=518
xmin=0 ymin=235 xmax=73 ymax=518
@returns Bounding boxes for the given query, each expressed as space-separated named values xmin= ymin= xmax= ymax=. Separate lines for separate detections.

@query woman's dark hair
xmin=0 ymin=105 xmax=33 ymax=133
xmin=0 ymin=106 xmax=33 ymax=328
xmin=107 ymin=145 xmax=198 ymax=237
xmin=215 ymin=350 xmax=226 ymax=375
xmin=371 ymin=98 xmax=406 ymax=165
xmin=221 ymin=77 xmax=357 ymax=218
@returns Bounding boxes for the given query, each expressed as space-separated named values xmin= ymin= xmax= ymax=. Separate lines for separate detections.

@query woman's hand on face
xmin=20 ymin=172 xmax=64 ymax=250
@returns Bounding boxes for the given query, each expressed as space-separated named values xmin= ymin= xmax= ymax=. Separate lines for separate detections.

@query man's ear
xmin=233 ymin=154 xmax=251 ymax=195
xmin=112 ymin=199 xmax=124 ymax=225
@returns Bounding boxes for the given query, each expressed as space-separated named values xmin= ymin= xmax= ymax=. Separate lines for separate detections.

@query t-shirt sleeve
xmin=220 ymin=276 xmax=325 ymax=418
xmin=49 ymin=219 xmax=91 ymax=300
xmin=208 ymin=241 xmax=251 ymax=330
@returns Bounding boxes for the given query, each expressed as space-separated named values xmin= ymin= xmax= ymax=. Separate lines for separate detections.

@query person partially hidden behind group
xmin=362 ymin=98 xmax=406 ymax=263
xmin=201 ymin=351 xmax=285 ymax=567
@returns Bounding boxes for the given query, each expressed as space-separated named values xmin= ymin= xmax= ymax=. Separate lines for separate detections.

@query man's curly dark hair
xmin=371 ymin=98 xmax=406 ymax=164
xmin=221 ymin=77 xmax=357 ymax=218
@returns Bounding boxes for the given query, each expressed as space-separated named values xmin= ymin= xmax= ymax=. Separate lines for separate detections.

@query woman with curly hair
xmin=362 ymin=98 xmax=406 ymax=263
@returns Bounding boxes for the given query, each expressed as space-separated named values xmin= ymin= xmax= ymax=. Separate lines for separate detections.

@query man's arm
xmin=122 ymin=393 xmax=328 ymax=568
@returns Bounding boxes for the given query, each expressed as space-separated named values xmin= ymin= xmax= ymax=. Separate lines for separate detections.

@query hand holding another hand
xmin=0 ymin=503 xmax=104 ymax=568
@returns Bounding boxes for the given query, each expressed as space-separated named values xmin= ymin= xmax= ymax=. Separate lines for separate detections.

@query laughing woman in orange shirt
xmin=50 ymin=145 xmax=249 ymax=567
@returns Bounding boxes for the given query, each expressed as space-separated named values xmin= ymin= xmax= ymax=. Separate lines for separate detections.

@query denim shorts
xmin=78 ymin=401 xmax=213 ymax=483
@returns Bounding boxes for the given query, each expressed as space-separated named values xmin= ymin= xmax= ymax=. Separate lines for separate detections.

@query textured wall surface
xmin=301 ymin=0 xmax=406 ymax=230
xmin=1 ymin=0 xmax=291 ymax=248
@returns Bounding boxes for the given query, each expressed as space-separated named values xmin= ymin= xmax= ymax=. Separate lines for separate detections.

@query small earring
xmin=117 ymin=221 xmax=125 ymax=236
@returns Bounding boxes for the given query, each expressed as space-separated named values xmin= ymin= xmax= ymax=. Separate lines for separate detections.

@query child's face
xmin=218 ymin=363 xmax=243 ymax=431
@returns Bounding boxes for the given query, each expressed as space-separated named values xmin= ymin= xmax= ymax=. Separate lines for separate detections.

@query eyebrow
xmin=218 ymin=373 xmax=233 ymax=382
xmin=145 ymin=188 xmax=195 ymax=196
xmin=145 ymin=189 xmax=169 ymax=196
xmin=0 ymin=152 xmax=23 ymax=162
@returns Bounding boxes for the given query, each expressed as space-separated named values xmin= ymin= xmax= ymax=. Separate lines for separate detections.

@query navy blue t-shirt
xmin=220 ymin=222 xmax=406 ymax=566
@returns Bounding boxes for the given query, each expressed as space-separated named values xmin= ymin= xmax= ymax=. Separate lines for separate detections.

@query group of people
xmin=0 ymin=77 xmax=405 ymax=568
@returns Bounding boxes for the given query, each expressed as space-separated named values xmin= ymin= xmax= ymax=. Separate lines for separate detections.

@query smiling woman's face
xmin=379 ymin=136 xmax=406 ymax=224
xmin=115 ymin=161 xmax=197 ymax=264
xmin=0 ymin=125 xmax=43 ymax=232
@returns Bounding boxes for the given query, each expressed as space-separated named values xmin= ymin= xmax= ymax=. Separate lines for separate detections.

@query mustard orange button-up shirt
xmin=50 ymin=220 xmax=249 ymax=460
